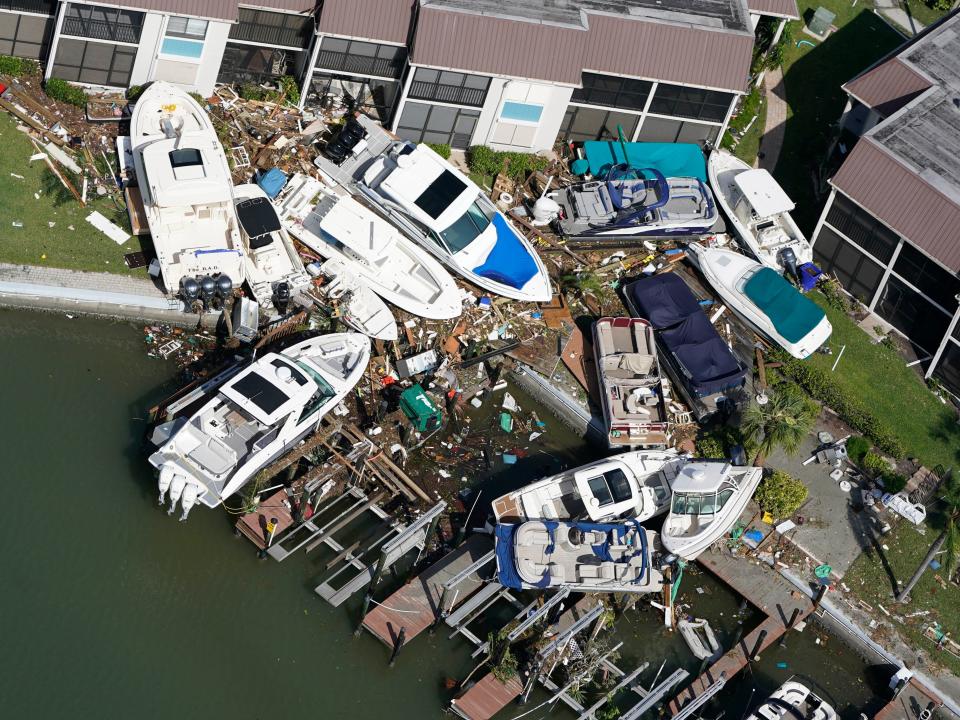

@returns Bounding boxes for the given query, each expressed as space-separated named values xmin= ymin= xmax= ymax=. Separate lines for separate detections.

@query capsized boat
xmin=492 ymin=450 xmax=686 ymax=524
xmin=148 ymin=333 xmax=369 ymax=519
xmin=746 ymin=680 xmax=837 ymax=720
xmin=129 ymin=81 xmax=245 ymax=294
xmin=233 ymin=183 xmax=311 ymax=310
xmin=661 ymin=462 xmax=763 ymax=560
xmin=313 ymin=258 xmax=398 ymax=341
xmin=686 ymin=244 xmax=832 ymax=359
xmin=708 ymin=149 xmax=819 ymax=284
xmin=555 ymin=165 xmax=717 ymax=240
xmin=678 ymin=617 xmax=721 ymax=661
xmin=624 ymin=273 xmax=747 ymax=420
xmin=358 ymin=142 xmax=552 ymax=302
xmin=594 ymin=317 xmax=669 ymax=449
xmin=495 ymin=520 xmax=664 ymax=593
xmin=277 ymin=173 xmax=461 ymax=320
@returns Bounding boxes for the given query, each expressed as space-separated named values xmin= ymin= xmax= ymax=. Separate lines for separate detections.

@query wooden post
xmin=779 ymin=608 xmax=802 ymax=648
xmin=814 ymin=584 xmax=828 ymax=608
xmin=355 ymin=549 xmax=388 ymax=636
xmin=750 ymin=629 xmax=768 ymax=661
xmin=388 ymin=627 xmax=406 ymax=667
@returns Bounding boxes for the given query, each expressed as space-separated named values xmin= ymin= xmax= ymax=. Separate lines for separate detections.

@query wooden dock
xmin=235 ymin=489 xmax=294 ymax=549
xmin=450 ymin=673 xmax=523 ymax=720
xmin=874 ymin=679 xmax=943 ymax=720
xmin=362 ymin=535 xmax=494 ymax=649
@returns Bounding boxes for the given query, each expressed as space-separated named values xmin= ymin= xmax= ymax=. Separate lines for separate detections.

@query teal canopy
xmin=582 ymin=142 xmax=707 ymax=182
xmin=744 ymin=268 xmax=825 ymax=344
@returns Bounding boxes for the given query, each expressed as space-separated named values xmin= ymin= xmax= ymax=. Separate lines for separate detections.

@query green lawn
xmin=844 ymin=506 xmax=960 ymax=676
xmin=0 ymin=111 xmax=141 ymax=274
xmin=807 ymin=293 xmax=960 ymax=471
xmin=722 ymin=83 xmax=767 ymax=166
xmin=775 ymin=0 xmax=904 ymax=234
xmin=901 ymin=0 xmax=950 ymax=30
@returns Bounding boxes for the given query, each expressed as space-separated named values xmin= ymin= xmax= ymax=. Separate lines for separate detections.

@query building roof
xmin=745 ymin=0 xmax=799 ymax=19
xmin=99 ymin=0 xmax=239 ymax=22
xmin=831 ymin=11 xmax=960 ymax=272
xmin=241 ymin=1 xmax=317 ymax=12
xmin=317 ymin=0 xmax=414 ymax=45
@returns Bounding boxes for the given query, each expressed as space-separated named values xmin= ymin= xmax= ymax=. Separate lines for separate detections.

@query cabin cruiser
xmin=495 ymin=520 xmax=664 ymax=593
xmin=686 ymin=244 xmax=832 ymax=359
xmin=661 ymin=462 xmax=763 ymax=559
xmin=233 ymin=183 xmax=311 ymax=311
xmin=148 ymin=333 xmax=369 ymax=519
xmin=492 ymin=451 xmax=686 ymax=524
xmin=708 ymin=150 xmax=819 ymax=285
xmin=358 ymin=143 xmax=552 ymax=302
xmin=276 ymin=173 xmax=461 ymax=320
xmin=624 ymin=273 xmax=747 ymax=420
xmin=746 ymin=680 xmax=837 ymax=720
xmin=593 ymin=317 xmax=669 ymax=449
xmin=129 ymin=82 xmax=245 ymax=294
xmin=555 ymin=165 xmax=717 ymax=240
xmin=312 ymin=258 xmax=398 ymax=341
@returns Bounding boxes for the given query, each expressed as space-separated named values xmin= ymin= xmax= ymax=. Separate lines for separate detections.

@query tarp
xmin=256 ymin=168 xmax=288 ymax=199
xmin=627 ymin=273 xmax=702 ymax=329
xmin=660 ymin=313 xmax=747 ymax=396
xmin=744 ymin=268 xmax=826 ymax=343
xmin=583 ymin=142 xmax=707 ymax=182
xmin=473 ymin=213 xmax=538 ymax=289
xmin=494 ymin=523 xmax=525 ymax=590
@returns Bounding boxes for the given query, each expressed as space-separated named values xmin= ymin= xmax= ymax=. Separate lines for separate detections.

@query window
xmin=218 ymin=44 xmax=301 ymax=86
xmin=649 ymin=83 xmax=733 ymax=123
xmin=161 ymin=16 xmax=205 ymax=59
xmin=61 ymin=3 xmax=143 ymax=44
xmin=316 ymin=36 xmax=406 ymax=79
xmin=500 ymin=101 xmax=543 ymax=124
xmin=0 ymin=12 xmax=54 ymax=60
xmin=635 ymin=115 xmax=719 ymax=145
xmin=395 ymin=101 xmax=480 ymax=149
xmin=559 ymin=105 xmax=639 ymax=143
xmin=825 ymin=193 xmax=899 ymax=263
xmin=229 ymin=8 xmax=312 ymax=48
xmin=876 ymin=276 xmax=951 ymax=353
xmin=414 ymin=169 xmax=467 ymax=220
xmin=813 ymin=225 xmax=885 ymax=304
xmin=932 ymin=342 xmax=960 ymax=399
xmin=893 ymin=243 xmax=960 ymax=313
xmin=672 ymin=492 xmax=701 ymax=515
xmin=169 ymin=149 xmax=203 ymax=169
xmin=717 ymin=488 xmax=735 ymax=509
xmin=51 ymin=37 xmax=135 ymax=86
xmin=439 ymin=201 xmax=495 ymax=253
xmin=588 ymin=476 xmax=614 ymax=507
xmin=231 ymin=373 xmax=289 ymax=415
xmin=571 ymin=72 xmax=652 ymax=112
xmin=0 ymin=0 xmax=56 ymax=14
xmin=408 ymin=68 xmax=489 ymax=108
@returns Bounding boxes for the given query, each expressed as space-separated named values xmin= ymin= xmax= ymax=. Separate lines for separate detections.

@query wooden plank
xmin=451 ymin=672 xmax=523 ymax=720
xmin=235 ymin=489 xmax=294 ymax=550
xmin=124 ymin=185 xmax=150 ymax=236
xmin=873 ymin=678 xmax=943 ymax=720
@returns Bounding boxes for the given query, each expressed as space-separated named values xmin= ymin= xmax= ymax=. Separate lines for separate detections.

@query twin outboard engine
xmin=778 ymin=247 xmax=801 ymax=285
xmin=322 ymin=117 xmax=368 ymax=165
xmin=181 ymin=273 xmax=233 ymax=311
xmin=158 ymin=465 xmax=201 ymax=521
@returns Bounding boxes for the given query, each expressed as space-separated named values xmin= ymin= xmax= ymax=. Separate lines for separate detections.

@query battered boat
xmin=358 ymin=142 xmax=552 ymax=302
xmin=686 ymin=244 xmax=832 ymax=359
xmin=678 ymin=617 xmax=722 ymax=661
xmin=593 ymin=317 xmax=669 ymax=449
xmin=313 ymin=258 xmax=398 ymax=341
xmin=129 ymin=81 xmax=245 ymax=294
xmin=233 ymin=183 xmax=311 ymax=310
xmin=495 ymin=520 xmax=664 ymax=593
xmin=746 ymin=680 xmax=837 ymax=720
xmin=148 ymin=333 xmax=369 ymax=519
xmin=661 ymin=462 xmax=763 ymax=560
xmin=492 ymin=450 xmax=686 ymax=524
xmin=277 ymin=173 xmax=461 ymax=320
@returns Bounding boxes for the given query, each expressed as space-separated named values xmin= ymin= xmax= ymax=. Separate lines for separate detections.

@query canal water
xmin=0 ymin=310 xmax=887 ymax=718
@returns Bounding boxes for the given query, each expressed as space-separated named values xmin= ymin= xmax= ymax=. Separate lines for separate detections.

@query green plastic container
xmin=399 ymin=384 xmax=442 ymax=432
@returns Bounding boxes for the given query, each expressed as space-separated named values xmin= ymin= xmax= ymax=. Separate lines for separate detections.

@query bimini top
xmin=744 ymin=268 xmax=826 ymax=343
xmin=734 ymin=169 xmax=794 ymax=217
xmin=237 ymin=196 xmax=282 ymax=243
xmin=141 ymin=136 xmax=232 ymax=208
xmin=583 ymin=141 xmax=708 ymax=182
xmin=671 ymin=462 xmax=734 ymax=493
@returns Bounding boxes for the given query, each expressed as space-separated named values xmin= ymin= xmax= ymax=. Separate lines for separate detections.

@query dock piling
xmin=388 ymin=627 xmax=406 ymax=667
xmin=355 ymin=550 xmax=388 ymax=636
xmin=778 ymin=608 xmax=802 ymax=648
xmin=749 ymin=629 xmax=768 ymax=661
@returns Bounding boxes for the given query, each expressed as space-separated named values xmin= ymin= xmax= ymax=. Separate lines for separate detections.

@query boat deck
xmin=450 ymin=673 xmax=523 ymax=720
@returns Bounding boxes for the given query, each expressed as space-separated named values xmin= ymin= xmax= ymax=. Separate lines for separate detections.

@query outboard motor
xmin=216 ymin=273 xmax=233 ymax=298
xmin=180 ymin=276 xmax=200 ymax=305
xmin=779 ymin=247 xmax=801 ymax=285
xmin=179 ymin=483 xmax=200 ymax=522
xmin=158 ymin=465 xmax=175 ymax=505
xmin=168 ymin=474 xmax=187 ymax=516
xmin=532 ymin=196 xmax=561 ymax=226
xmin=198 ymin=275 xmax=216 ymax=308
xmin=274 ymin=281 xmax=291 ymax=314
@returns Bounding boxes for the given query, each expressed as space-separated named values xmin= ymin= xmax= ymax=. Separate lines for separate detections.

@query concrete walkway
xmin=756 ymin=66 xmax=787 ymax=172
xmin=875 ymin=0 xmax=926 ymax=37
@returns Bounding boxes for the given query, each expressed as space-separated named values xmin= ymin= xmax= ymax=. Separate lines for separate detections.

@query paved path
xmin=757 ymin=67 xmax=787 ymax=172
xmin=876 ymin=2 xmax=925 ymax=37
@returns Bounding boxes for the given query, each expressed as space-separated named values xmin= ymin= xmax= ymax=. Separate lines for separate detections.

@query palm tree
xmin=895 ymin=471 xmax=960 ymax=603
xmin=741 ymin=387 xmax=817 ymax=465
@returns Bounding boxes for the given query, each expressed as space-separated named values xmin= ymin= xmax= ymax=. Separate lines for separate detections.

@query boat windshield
xmin=672 ymin=488 xmax=735 ymax=515
xmin=293 ymin=360 xmax=336 ymax=400
xmin=587 ymin=468 xmax=634 ymax=507
xmin=440 ymin=200 xmax=494 ymax=253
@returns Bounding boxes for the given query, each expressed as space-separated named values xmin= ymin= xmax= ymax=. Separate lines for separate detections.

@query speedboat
xmin=624 ymin=273 xmax=747 ymax=420
xmin=129 ymin=81 xmax=245 ymax=294
xmin=233 ymin=183 xmax=311 ymax=311
xmin=555 ymin=164 xmax=717 ymax=240
xmin=495 ymin=520 xmax=664 ymax=593
xmin=313 ymin=258 xmax=398 ymax=341
xmin=593 ymin=317 xmax=669 ymax=449
xmin=491 ymin=450 xmax=686 ymax=524
xmin=686 ymin=244 xmax=832 ymax=359
xmin=358 ymin=142 xmax=552 ymax=302
xmin=277 ymin=173 xmax=461 ymax=320
xmin=708 ymin=149 xmax=819 ymax=285
xmin=660 ymin=462 xmax=763 ymax=559
xmin=746 ymin=680 xmax=837 ymax=720
xmin=148 ymin=333 xmax=369 ymax=519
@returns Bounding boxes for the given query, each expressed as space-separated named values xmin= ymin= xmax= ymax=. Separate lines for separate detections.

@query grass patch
xmin=0 ymin=111 xmax=141 ymax=274
xmin=804 ymin=292 xmax=960 ymax=470
xmin=721 ymin=84 xmax=767 ymax=166
xmin=844 ymin=507 xmax=960 ymax=676
xmin=900 ymin=0 xmax=951 ymax=30
xmin=775 ymin=0 xmax=903 ymax=234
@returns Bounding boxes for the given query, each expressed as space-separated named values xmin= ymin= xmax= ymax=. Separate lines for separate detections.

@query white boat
xmin=358 ymin=143 xmax=553 ymax=303
xmin=746 ymin=680 xmax=837 ymax=720
xmin=661 ymin=461 xmax=763 ymax=560
xmin=495 ymin=520 xmax=664 ymax=593
xmin=233 ymin=183 xmax=311 ymax=310
xmin=129 ymin=81 xmax=245 ymax=294
xmin=314 ymin=258 xmax=398 ymax=341
xmin=277 ymin=173 xmax=461 ymax=320
xmin=491 ymin=450 xmax=687 ymax=524
xmin=148 ymin=333 xmax=369 ymax=518
xmin=594 ymin=317 xmax=669 ymax=449
xmin=678 ymin=617 xmax=721 ymax=661
xmin=708 ymin=150 xmax=815 ymax=279
xmin=686 ymin=244 xmax=832 ymax=359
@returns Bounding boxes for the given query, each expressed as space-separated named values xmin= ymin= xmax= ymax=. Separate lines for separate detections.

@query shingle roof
xmin=241 ymin=1 xmax=317 ymax=12
xmin=99 ymin=0 xmax=239 ymax=22
xmin=316 ymin=0 xmax=414 ymax=45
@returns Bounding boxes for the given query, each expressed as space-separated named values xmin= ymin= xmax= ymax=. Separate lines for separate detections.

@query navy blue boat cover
xmin=627 ymin=274 xmax=746 ymax=397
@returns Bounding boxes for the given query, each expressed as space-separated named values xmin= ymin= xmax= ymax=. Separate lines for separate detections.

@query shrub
xmin=755 ymin=470 xmax=808 ymax=519
xmin=279 ymin=75 xmax=300 ymax=106
xmin=881 ymin=471 xmax=908 ymax=494
xmin=426 ymin=143 xmax=452 ymax=159
xmin=818 ymin=276 xmax=852 ymax=313
xmin=695 ymin=424 xmax=750 ymax=460
xmin=695 ymin=434 xmax=726 ymax=459
xmin=44 ymin=78 xmax=88 ymax=107
xmin=239 ymin=83 xmax=267 ymax=101
xmin=126 ymin=84 xmax=144 ymax=102
xmin=862 ymin=452 xmax=890 ymax=476
xmin=845 ymin=435 xmax=871 ymax=464
xmin=466 ymin=145 xmax=550 ymax=182
xmin=0 ymin=54 xmax=26 ymax=77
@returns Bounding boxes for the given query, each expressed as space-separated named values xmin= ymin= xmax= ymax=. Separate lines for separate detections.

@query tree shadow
xmin=40 ymin=167 xmax=77 ymax=208
xmin=929 ymin=412 xmax=960 ymax=465
xmin=852 ymin=498 xmax=901 ymax=595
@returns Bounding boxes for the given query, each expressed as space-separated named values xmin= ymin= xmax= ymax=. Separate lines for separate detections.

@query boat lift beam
xmin=575 ymin=662 xmax=649 ymax=720
xmin=508 ymin=588 xmax=572 ymax=643
xmin=670 ymin=673 xmax=726 ymax=720
xmin=621 ymin=668 xmax=691 ymax=720
xmin=537 ymin=602 xmax=605 ymax=662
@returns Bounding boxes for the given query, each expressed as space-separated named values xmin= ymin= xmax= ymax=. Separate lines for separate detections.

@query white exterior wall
xmin=135 ymin=16 xmax=231 ymax=96
xmin=472 ymin=78 xmax=573 ymax=153
xmin=128 ymin=13 xmax=164 ymax=87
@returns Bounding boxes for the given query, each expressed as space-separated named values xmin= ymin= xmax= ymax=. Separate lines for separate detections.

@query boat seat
xmin=187 ymin=436 xmax=236 ymax=477
xmin=548 ymin=563 xmax=566 ymax=583
xmin=599 ymin=563 xmax=616 ymax=580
